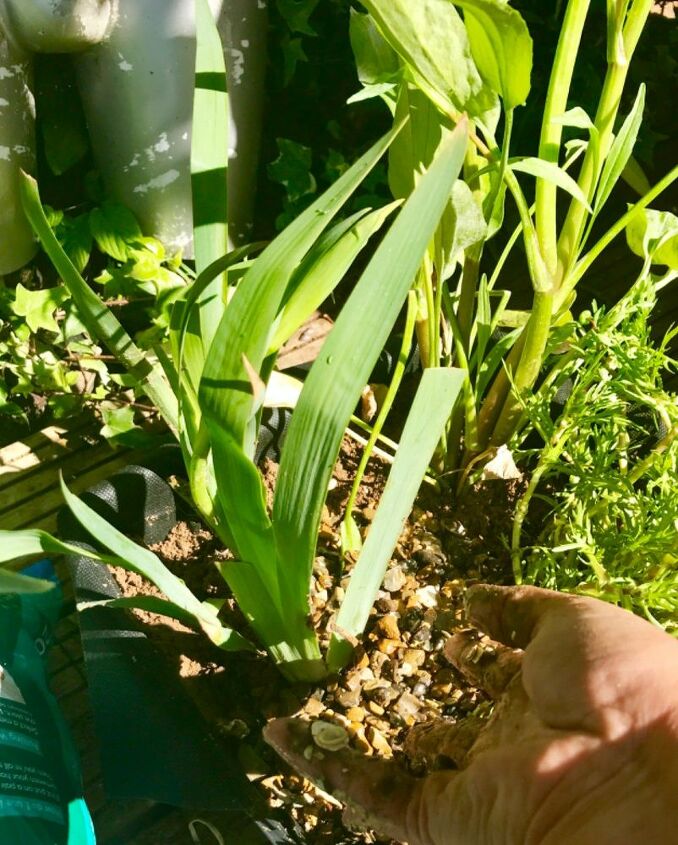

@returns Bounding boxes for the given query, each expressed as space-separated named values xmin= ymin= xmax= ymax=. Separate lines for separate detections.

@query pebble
xmin=304 ymin=698 xmax=326 ymax=718
xmin=368 ymin=701 xmax=385 ymax=716
xmin=376 ymin=614 xmax=401 ymax=640
xmin=346 ymin=707 xmax=366 ymax=723
xmin=394 ymin=690 xmax=424 ymax=723
xmin=378 ymin=637 xmax=401 ymax=655
xmin=383 ymin=566 xmax=406 ymax=592
xmin=335 ymin=688 xmax=361 ymax=709
xmin=366 ymin=726 xmax=392 ymax=757
xmin=415 ymin=586 xmax=439 ymax=608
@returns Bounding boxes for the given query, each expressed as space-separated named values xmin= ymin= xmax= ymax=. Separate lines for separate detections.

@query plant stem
xmin=490 ymin=288 xmax=554 ymax=445
xmin=535 ymin=0 xmax=591 ymax=277
xmin=556 ymin=0 xmax=653 ymax=281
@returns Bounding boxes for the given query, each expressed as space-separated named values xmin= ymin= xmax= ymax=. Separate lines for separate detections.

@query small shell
xmin=311 ymin=720 xmax=349 ymax=752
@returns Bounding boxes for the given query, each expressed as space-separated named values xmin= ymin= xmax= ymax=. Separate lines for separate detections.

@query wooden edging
xmin=0 ymin=418 xmax=136 ymax=534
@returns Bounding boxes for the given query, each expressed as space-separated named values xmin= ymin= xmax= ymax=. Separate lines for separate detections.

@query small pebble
xmin=383 ymin=566 xmax=406 ymax=592
xmin=366 ymin=726 xmax=392 ymax=757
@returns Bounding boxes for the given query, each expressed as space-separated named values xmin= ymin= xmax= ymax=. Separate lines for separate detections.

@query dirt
xmin=108 ymin=439 xmax=524 ymax=844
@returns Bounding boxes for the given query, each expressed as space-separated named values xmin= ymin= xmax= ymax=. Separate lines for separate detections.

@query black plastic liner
xmin=58 ymin=464 xmax=306 ymax=844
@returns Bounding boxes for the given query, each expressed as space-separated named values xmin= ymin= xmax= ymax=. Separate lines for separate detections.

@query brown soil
xmin=109 ymin=438 xmax=523 ymax=844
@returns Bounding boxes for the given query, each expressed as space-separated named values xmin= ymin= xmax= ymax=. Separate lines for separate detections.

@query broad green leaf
xmin=13 ymin=283 xmax=69 ymax=333
xmin=349 ymin=8 xmax=400 ymax=86
xmin=20 ymin=172 xmax=179 ymax=434
xmin=273 ymin=120 xmax=469 ymax=617
xmin=327 ymin=368 xmax=465 ymax=670
xmin=626 ymin=207 xmax=678 ymax=269
xmin=440 ymin=180 xmax=487 ymax=276
xmin=453 ymin=0 xmax=532 ymax=110
xmin=360 ymin=0 xmax=498 ymax=123
xmin=270 ymin=201 xmax=401 ymax=350
xmin=57 ymin=213 xmax=92 ymax=273
xmin=191 ymin=0 xmax=229 ymax=351
xmin=278 ymin=0 xmax=320 ymax=35
xmin=89 ymin=202 xmax=142 ymax=262
xmin=99 ymin=405 xmax=139 ymax=442
xmin=594 ymin=85 xmax=645 ymax=217
xmin=511 ymin=158 xmax=592 ymax=212
xmin=58 ymin=478 xmax=252 ymax=651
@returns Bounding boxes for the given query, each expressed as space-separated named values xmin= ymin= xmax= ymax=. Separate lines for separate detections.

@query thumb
xmin=263 ymin=717 xmax=458 ymax=845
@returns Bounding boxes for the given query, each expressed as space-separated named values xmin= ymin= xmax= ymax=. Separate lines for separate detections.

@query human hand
xmin=264 ymin=585 xmax=678 ymax=844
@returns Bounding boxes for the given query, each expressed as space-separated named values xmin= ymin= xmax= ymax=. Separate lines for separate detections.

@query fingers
xmin=444 ymin=630 xmax=522 ymax=698
xmin=264 ymin=717 xmax=450 ymax=845
xmin=465 ymin=584 xmax=574 ymax=649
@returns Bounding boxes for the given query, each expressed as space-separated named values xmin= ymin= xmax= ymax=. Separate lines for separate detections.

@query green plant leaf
xmin=13 ymin=283 xmax=69 ymax=333
xmin=270 ymin=201 xmax=401 ymax=350
xmin=20 ymin=172 xmax=179 ymax=435
xmin=511 ymin=158 xmax=592 ymax=212
xmin=359 ymin=0 xmax=498 ymax=123
xmin=327 ymin=367 xmax=465 ymax=670
xmin=0 ymin=568 xmax=57 ymax=595
xmin=453 ymin=0 xmax=532 ymax=110
xmin=89 ymin=202 xmax=142 ymax=262
xmin=594 ymin=85 xmax=645 ymax=217
xmin=626 ymin=207 xmax=678 ymax=268
xmin=272 ymin=120 xmax=469 ymax=621
xmin=58 ymin=477 xmax=252 ymax=651
xmin=191 ymin=0 xmax=229 ymax=353
xmin=349 ymin=8 xmax=400 ymax=86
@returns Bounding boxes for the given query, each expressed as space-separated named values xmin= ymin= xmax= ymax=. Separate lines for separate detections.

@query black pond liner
xmin=58 ymin=462 xmax=306 ymax=845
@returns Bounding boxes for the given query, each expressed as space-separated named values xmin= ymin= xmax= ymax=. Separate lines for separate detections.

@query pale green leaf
xmin=0 ymin=568 xmax=57 ymax=595
xmin=191 ymin=0 xmax=230 ymax=352
xmin=270 ymin=201 xmax=401 ymax=350
xmin=594 ymin=85 xmax=645 ymax=217
xmin=58 ymin=478 xmax=252 ymax=651
xmin=13 ymin=283 xmax=69 ymax=333
xmin=327 ymin=368 xmax=465 ymax=670
xmin=626 ymin=207 xmax=678 ymax=269
xmin=359 ymin=0 xmax=498 ymax=122
xmin=349 ymin=8 xmax=399 ymax=85
xmin=511 ymin=158 xmax=592 ymax=212
xmin=89 ymin=202 xmax=142 ymax=262
xmin=453 ymin=0 xmax=532 ymax=109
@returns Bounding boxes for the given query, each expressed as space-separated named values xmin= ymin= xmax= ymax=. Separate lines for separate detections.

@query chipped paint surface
xmin=132 ymin=169 xmax=180 ymax=194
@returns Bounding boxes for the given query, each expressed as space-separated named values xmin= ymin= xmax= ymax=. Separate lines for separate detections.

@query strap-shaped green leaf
xmin=327 ymin=367 xmax=466 ymax=671
xmin=199 ymin=124 xmax=403 ymax=457
xmin=191 ymin=0 xmax=230 ymax=351
xmin=270 ymin=201 xmax=401 ymax=351
xmin=594 ymin=84 xmax=645 ymax=217
xmin=272 ymin=120 xmax=469 ymax=615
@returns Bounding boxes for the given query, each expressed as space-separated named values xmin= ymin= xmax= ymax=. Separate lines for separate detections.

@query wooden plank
xmin=0 ymin=419 xmax=137 ymax=533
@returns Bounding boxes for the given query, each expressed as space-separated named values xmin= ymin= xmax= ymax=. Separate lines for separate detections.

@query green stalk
xmin=556 ymin=0 xmax=653 ymax=280
xmin=535 ymin=0 xmax=592 ymax=277
xmin=490 ymin=289 xmax=554 ymax=446
xmin=341 ymin=292 xmax=417 ymax=541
